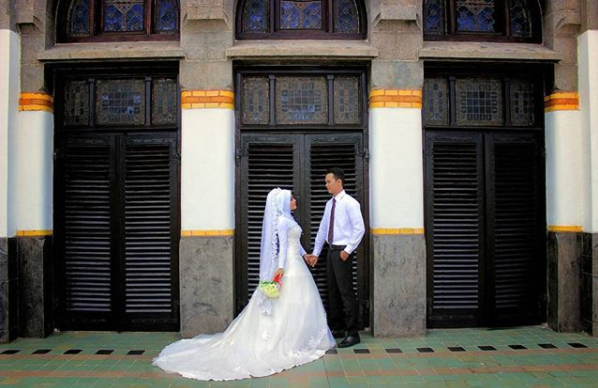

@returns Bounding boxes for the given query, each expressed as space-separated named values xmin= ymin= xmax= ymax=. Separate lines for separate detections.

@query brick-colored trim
xmin=181 ymin=90 xmax=234 ymax=110
xmin=16 ymin=230 xmax=53 ymax=236
xmin=548 ymin=225 xmax=583 ymax=233
xmin=19 ymin=93 xmax=54 ymax=113
xmin=371 ymin=228 xmax=425 ymax=235
xmin=369 ymin=89 xmax=422 ymax=109
xmin=544 ymin=92 xmax=579 ymax=112
xmin=181 ymin=229 xmax=234 ymax=237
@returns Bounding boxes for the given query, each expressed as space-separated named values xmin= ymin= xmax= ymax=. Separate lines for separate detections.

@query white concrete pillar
xmin=14 ymin=94 xmax=54 ymax=237
xmin=0 ymin=29 xmax=20 ymax=238
xmin=369 ymin=89 xmax=426 ymax=336
xmin=579 ymin=30 xmax=598 ymax=234
xmin=179 ymin=90 xmax=235 ymax=336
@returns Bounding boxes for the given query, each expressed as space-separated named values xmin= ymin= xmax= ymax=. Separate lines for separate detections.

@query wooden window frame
xmin=424 ymin=0 xmax=542 ymax=43
xmin=422 ymin=63 xmax=549 ymax=132
xmin=235 ymin=66 xmax=369 ymax=131
xmin=236 ymin=0 xmax=367 ymax=40
xmin=57 ymin=0 xmax=180 ymax=43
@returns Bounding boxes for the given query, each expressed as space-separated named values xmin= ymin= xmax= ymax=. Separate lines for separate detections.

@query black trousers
xmin=326 ymin=248 xmax=358 ymax=336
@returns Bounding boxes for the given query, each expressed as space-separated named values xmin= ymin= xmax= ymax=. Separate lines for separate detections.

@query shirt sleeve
xmin=312 ymin=201 xmax=329 ymax=257
xmin=277 ymin=218 xmax=289 ymax=270
xmin=343 ymin=199 xmax=365 ymax=255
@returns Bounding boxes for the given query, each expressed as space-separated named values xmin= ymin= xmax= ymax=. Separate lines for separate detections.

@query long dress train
xmin=153 ymin=223 xmax=335 ymax=381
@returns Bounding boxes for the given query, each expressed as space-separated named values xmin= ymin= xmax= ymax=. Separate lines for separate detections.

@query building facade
xmin=1 ymin=0 xmax=597 ymax=343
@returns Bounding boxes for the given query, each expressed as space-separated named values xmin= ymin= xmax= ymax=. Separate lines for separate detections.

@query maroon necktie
xmin=327 ymin=198 xmax=336 ymax=244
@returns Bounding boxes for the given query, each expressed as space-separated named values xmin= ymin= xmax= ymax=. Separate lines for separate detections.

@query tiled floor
xmin=1 ymin=326 xmax=597 ymax=387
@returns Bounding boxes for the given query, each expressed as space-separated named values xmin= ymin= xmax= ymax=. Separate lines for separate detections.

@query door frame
xmin=233 ymin=65 xmax=371 ymax=327
xmin=51 ymin=62 xmax=182 ymax=331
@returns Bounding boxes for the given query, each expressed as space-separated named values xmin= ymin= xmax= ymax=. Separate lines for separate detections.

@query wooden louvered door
xmin=425 ymin=130 xmax=545 ymax=328
xmin=485 ymin=133 xmax=545 ymax=325
xmin=56 ymin=132 xmax=180 ymax=331
xmin=237 ymin=133 xmax=368 ymax=327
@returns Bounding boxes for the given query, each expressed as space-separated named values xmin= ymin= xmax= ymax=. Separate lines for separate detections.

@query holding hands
xmin=303 ymin=254 xmax=318 ymax=267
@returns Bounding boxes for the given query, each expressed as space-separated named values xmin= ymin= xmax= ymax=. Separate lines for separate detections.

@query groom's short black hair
xmin=326 ymin=167 xmax=345 ymax=183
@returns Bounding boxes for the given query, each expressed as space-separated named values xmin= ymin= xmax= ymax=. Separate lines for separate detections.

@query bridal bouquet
xmin=259 ymin=273 xmax=283 ymax=299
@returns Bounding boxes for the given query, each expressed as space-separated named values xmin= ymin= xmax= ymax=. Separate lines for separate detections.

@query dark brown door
xmin=425 ymin=130 xmax=545 ymax=327
xmin=55 ymin=132 xmax=180 ymax=331
xmin=237 ymin=132 xmax=369 ymax=328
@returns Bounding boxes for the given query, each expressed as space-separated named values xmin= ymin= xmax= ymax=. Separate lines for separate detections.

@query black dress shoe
xmin=331 ymin=330 xmax=345 ymax=339
xmin=338 ymin=334 xmax=360 ymax=348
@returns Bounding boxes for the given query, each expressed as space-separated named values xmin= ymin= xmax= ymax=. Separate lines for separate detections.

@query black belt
xmin=328 ymin=244 xmax=347 ymax=251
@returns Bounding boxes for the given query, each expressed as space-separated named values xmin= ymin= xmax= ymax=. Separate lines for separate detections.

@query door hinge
xmin=171 ymin=151 xmax=181 ymax=162
xmin=360 ymin=148 xmax=369 ymax=160
xmin=235 ymin=148 xmax=246 ymax=166
xmin=54 ymin=149 xmax=64 ymax=161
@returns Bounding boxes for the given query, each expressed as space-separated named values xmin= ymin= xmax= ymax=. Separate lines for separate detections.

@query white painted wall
xmin=369 ymin=108 xmax=424 ymax=229
xmin=579 ymin=30 xmax=598 ymax=233
xmin=181 ymin=109 xmax=235 ymax=231
xmin=545 ymin=110 xmax=583 ymax=228
xmin=14 ymin=111 xmax=54 ymax=232
xmin=0 ymin=30 xmax=20 ymax=237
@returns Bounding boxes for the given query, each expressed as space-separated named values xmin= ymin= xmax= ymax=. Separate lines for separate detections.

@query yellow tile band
xmin=19 ymin=92 xmax=54 ymax=113
xmin=544 ymin=92 xmax=579 ymax=112
xmin=16 ymin=230 xmax=53 ymax=236
xmin=181 ymin=230 xmax=235 ymax=237
xmin=548 ymin=226 xmax=583 ymax=233
xmin=181 ymin=90 xmax=234 ymax=109
xmin=371 ymin=228 xmax=425 ymax=235
xmin=369 ymin=90 xmax=422 ymax=109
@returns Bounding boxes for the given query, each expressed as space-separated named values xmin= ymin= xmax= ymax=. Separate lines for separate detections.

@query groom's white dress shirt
xmin=313 ymin=190 xmax=365 ymax=257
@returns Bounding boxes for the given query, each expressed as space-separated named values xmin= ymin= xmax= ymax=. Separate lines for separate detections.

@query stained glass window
xmin=96 ymin=79 xmax=146 ymax=126
xmin=68 ymin=0 xmax=91 ymax=37
xmin=276 ymin=77 xmax=328 ymax=124
xmin=423 ymin=0 xmax=539 ymax=41
xmin=280 ymin=1 xmax=322 ymax=30
xmin=510 ymin=0 xmax=532 ymax=38
xmin=62 ymin=0 xmax=179 ymax=41
xmin=152 ymin=78 xmax=178 ymax=125
xmin=154 ymin=0 xmax=179 ymax=33
xmin=510 ymin=79 xmax=534 ymax=126
xmin=242 ymin=78 xmax=270 ymax=125
xmin=334 ymin=76 xmax=360 ymax=124
xmin=424 ymin=78 xmax=449 ymax=126
xmin=333 ymin=0 xmax=359 ymax=33
xmin=456 ymin=78 xmax=503 ymax=126
xmin=456 ymin=0 xmax=496 ymax=33
xmin=64 ymin=80 xmax=90 ymax=126
xmin=423 ymin=0 xmax=446 ymax=35
xmin=243 ymin=0 xmax=270 ymax=32
xmin=238 ymin=0 xmax=364 ymax=38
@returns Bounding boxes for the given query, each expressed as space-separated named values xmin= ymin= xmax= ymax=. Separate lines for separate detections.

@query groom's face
xmin=325 ymin=173 xmax=343 ymax=196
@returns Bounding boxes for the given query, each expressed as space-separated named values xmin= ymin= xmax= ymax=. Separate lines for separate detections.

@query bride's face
xmin=290 ymin=196 xmax=297 ymax=211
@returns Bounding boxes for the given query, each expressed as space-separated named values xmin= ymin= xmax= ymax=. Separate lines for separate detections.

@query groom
xmin=307 ymin=167 xmax=365 ymax=348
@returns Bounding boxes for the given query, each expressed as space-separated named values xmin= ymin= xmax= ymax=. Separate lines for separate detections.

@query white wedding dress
xmin=153 ymin=223 xmax=335 ymax=381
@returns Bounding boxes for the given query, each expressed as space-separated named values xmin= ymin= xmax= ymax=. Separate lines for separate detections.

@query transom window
xmin=423 ymin=65 xmax=545 ymax=129
xmin=237 ymin=68 xmax=366 ymax=128
xmin=424 ymin=0 xmax=541 ymax=42
xmin=236 ymin=0 xmax=366 ymax=39
xmin=57 ymin=0 xmax=180 ymax=42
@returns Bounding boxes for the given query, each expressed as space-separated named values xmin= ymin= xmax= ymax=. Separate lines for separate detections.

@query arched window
xmin=236 ymin=0 xmax=366 ymax=39
xmin=57 ymin=0 xmax=179 ymax=42
xmin=424 ymin=0 xmax=541 ymax=42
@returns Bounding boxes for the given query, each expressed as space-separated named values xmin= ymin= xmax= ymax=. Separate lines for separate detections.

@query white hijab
xmin=257 ymin=188 xmax=294 ymax=315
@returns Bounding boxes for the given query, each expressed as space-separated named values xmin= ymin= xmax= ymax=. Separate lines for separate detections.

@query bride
xmin=153 ymin=188 xmax=335 ymax=381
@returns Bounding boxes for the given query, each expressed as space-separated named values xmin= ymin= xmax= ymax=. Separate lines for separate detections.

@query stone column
xmin=368 ymin=0 xmax=426 ymax=337
xmin=544 ymin=0 xmax=584 ymax=333
xmin=178 ymin=0 xmax=235 ymax=337
xmin=0 ymin=8 xmax=20 ymax=342
xmin=545 ymin=91 xmax=583 ymax=332
xmin=578 ymin=26 xmax=598 ymax=336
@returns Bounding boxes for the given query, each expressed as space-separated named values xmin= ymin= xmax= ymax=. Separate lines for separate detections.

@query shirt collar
xmin=333 ymin=190 xmax=346 ymax=201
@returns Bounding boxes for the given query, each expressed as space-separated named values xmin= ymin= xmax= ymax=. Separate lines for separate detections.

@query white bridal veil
xmin=257 ymin=188 xmax=293 ymax=315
